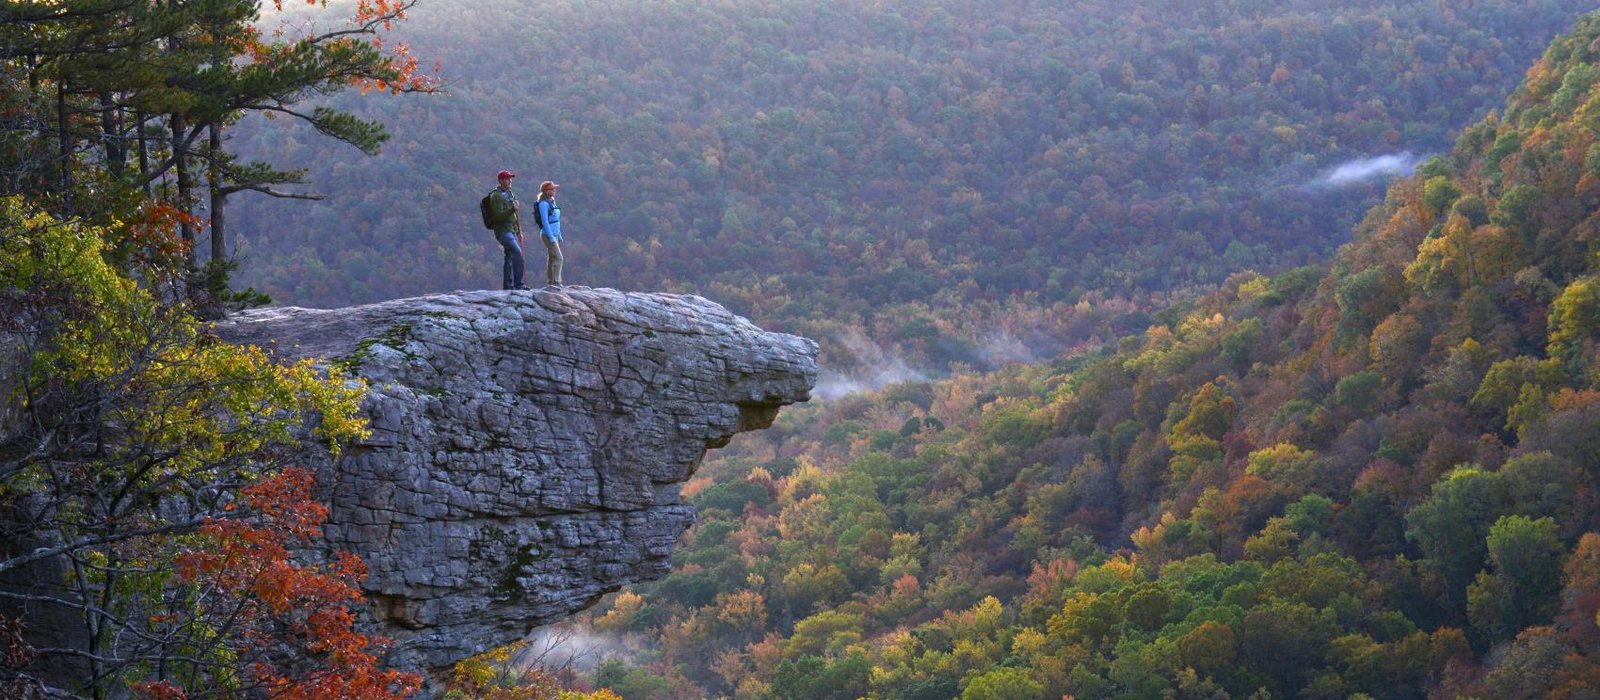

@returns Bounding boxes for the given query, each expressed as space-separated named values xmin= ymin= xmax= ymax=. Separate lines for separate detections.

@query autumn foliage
xmin=0 ymin=199 xmax=411 ymax=697
xmin=163 ymin=468 xmax=420 ymax=700
xmin=557 ymin=12 xmax=1600 ymax=698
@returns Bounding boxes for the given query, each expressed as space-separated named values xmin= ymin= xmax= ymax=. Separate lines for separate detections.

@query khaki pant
xmin=543 ymin=236 xmax=563 ymax=286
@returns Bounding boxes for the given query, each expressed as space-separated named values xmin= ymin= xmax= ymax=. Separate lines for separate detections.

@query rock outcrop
xmin=214 ymin=287 xmax=817 ymax=675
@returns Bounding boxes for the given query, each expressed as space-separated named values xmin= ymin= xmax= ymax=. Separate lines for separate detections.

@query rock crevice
xmin=216 ymin=287 xmax=817 ymax=673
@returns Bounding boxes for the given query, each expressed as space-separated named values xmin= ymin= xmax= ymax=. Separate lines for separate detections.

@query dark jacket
xmin=488 ymin=188 xmax=519 ymax=234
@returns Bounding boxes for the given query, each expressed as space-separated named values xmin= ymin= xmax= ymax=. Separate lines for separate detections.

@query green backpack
xmin=478 ymin=190 xmax=498 ymax=230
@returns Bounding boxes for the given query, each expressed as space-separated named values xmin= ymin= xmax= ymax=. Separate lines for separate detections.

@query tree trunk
xmin=136 ymin=109 xmax=151 ymax=196
xmin=100 ymin=92 xmax=125 ymax=179
xmin=171 ymin=112 xmax=194 ymax=262
xmin=168 ymin=4 xmax=194 ymax=263
xmin=58 ymin=82 xmax=71 ymax=216
xmin=208 ymin=122 xmax=226 ymax=263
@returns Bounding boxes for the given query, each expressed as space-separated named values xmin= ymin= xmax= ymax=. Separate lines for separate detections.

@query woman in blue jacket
xmin=535 ymin=180 xmax=563 ymax=287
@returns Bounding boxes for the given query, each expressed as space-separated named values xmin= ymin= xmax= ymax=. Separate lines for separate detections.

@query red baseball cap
xmin=497 ymin=170 xmax=515 ymax=179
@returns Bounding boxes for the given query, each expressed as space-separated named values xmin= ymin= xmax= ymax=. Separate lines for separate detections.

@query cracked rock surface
xmin=215 ymin=287 xmax=817 ymax=674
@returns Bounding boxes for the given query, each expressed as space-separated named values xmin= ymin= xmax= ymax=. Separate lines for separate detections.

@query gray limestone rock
xmin=214 ymin=287 xmax=817 ymax=676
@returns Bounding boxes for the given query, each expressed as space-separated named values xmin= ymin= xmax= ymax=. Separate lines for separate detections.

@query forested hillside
xmin=228 ymin=0 xmax=1589 ymax=373
xmin=549 ymin=13 xmax=1600 ymax=699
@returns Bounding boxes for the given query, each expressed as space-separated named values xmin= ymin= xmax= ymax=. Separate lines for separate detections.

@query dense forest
xmin=528 ymin=12 xmax=1600 ymax=699
xmin=226 ymin=0 xmax=1593 ymax=376
xmin=10 ymin=0 xmax=1600 ymax=698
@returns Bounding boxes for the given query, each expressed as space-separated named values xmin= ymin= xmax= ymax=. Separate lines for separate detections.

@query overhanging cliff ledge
xmin=214 ymin=286 xmax=818 ymax=674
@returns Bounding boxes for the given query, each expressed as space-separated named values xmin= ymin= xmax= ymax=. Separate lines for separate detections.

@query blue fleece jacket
xmin=537 ymin=199 xmax=562 ymax=242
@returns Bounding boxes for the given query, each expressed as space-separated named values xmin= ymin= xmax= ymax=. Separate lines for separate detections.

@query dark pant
xmin=496 ymin=231 xmax=525 ymax=289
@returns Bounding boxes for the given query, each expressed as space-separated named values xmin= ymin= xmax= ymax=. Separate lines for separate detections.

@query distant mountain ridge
xmin=226 ymin=0 xmax=1593 ymax=372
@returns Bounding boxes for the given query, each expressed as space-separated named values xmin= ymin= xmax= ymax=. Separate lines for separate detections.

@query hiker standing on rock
xmin=488 ymin=169 xmax=528 ymax=290
xmin=535 ymin=180 xmax=564 ymax=287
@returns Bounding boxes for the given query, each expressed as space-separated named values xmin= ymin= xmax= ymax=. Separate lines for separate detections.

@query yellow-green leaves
xmin=1549 ymin=276 xmax=1600 ymax=364
xmin=2 ymin=197 xmax=368 ymax=488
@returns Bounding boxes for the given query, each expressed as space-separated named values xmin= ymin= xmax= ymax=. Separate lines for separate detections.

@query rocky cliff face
xmin=214 ymin=287 xmax=817 ymax=675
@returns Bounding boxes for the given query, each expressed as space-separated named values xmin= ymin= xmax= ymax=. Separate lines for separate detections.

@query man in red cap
xmin=486 ymin=170 xmax=527 ymax=289
xmin=534 ymin=180 xmax=563 ymax=287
